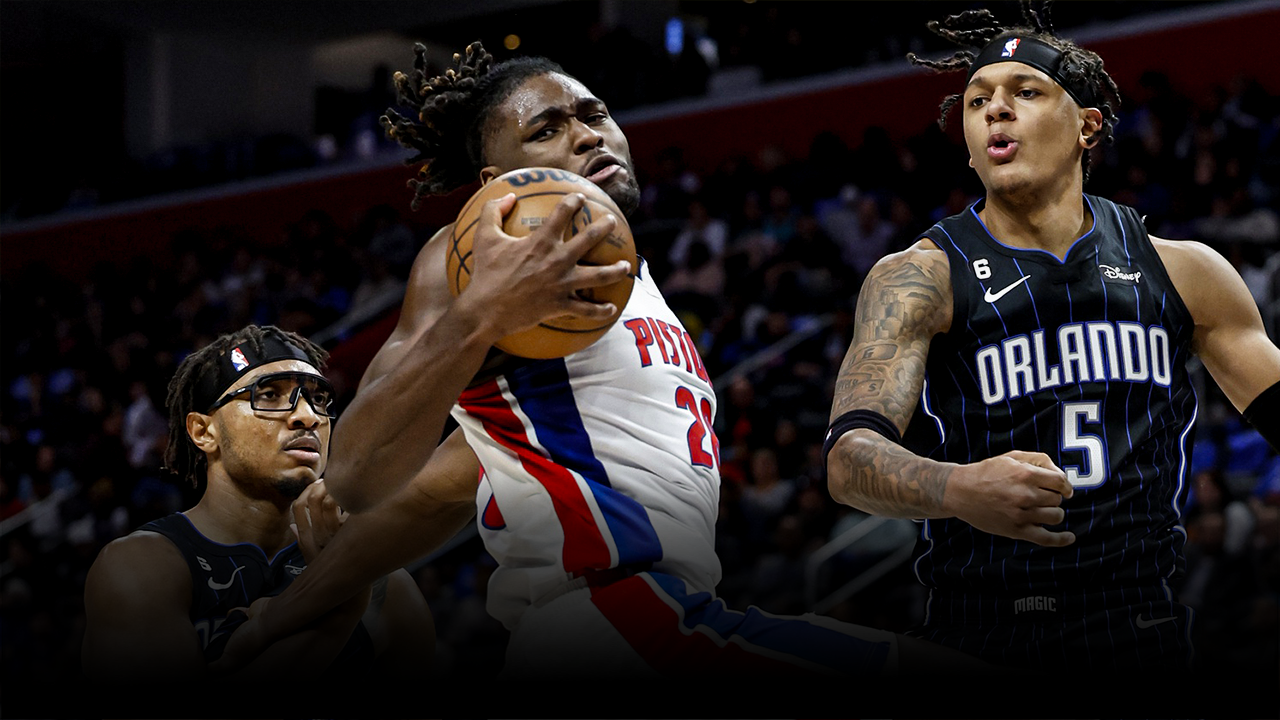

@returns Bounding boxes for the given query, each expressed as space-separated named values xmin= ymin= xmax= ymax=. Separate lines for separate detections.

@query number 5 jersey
xmin=903 ymin=194 xmax=1198 ymax=595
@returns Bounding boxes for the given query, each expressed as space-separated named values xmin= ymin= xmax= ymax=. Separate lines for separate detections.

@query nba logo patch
xmin=230 ymin=347 xmax=249 ymax=371
xmin=1002 ymin=38 xmax=1021 ymax=57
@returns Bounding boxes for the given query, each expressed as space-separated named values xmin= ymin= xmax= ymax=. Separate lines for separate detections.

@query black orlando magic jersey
xmin=903 ymin=195 xmax=1198 ymax=597
xmin=142 ymin=513 xmax=373 ymax=667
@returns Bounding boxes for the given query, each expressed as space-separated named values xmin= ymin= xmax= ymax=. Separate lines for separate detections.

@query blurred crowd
xmin=3 ymin=58 xmax=1278 ymax=694
xmin=0 ymin=1 xmax=1221 ymax=225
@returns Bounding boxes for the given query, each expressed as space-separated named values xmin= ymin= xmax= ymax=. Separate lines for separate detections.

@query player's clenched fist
xmin=461 ymin=192 xmax=630 ymax=339
xmin=946 ymin=450 xmax=1077 ymax=547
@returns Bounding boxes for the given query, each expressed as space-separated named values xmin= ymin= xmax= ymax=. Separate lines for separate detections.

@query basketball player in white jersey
xmin=211 ymin=41 xmax=988 ymax=708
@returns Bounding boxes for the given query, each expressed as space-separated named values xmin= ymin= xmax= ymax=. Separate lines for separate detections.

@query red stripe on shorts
xmin=461 ymin=380 xmax=610 ymax=571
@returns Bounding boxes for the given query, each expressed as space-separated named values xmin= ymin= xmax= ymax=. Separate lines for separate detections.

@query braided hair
xmin=907 ymin=1 xmax=1121 ymax=182
xmin=381 ymin=41 xmax=567 ymax=210
xmin=163 ymin=325 xmax=328 ymax=488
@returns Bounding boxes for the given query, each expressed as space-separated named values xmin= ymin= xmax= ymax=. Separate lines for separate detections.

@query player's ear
xmin=479 ymin=165 xmax=503 ymax=185
xmin=187 ymin=412 xmax=219 ymax=454
xmin=1079 ymin=107 xmax=1104 ymax=148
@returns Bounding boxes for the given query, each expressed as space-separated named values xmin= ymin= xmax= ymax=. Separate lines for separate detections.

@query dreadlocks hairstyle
xmin=906 ymin=0 xmax=1121 ymax=182
xmin=381 ymin=41 xmax=568 ymax=210
xmin=163 ymin=325 xmax=328 ymax=488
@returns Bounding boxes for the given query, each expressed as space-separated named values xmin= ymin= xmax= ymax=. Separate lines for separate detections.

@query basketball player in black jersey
xmin=81 ymin=325 xmax=434 ymax=715
xmin=824 ymin=1 xmax=1280 ymax=710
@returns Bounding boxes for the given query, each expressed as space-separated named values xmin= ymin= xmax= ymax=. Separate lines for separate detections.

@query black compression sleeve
xmin=822 ymin=409 xmax=902 ymax=472
xmin=1243 ymin=381 xmax=1280 ymax=453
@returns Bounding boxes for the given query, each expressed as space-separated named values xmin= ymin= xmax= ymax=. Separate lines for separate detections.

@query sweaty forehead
xmin=499 ymin=72 xmax=595 ymax=128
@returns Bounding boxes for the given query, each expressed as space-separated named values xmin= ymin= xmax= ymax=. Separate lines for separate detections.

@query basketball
xmin=446 ymin=167 xmax=638 ymax=359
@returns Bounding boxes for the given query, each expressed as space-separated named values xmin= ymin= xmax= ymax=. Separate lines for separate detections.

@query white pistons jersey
xmin=451 ymin=260 xmax=722 ymax=630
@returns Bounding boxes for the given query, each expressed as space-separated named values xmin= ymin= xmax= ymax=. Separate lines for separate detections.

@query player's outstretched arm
xmin=826 ymin=241 xmax=1076 ymax=547
xmin=215 ymin=429 xmax=478 ymax=672
xmin=1155 ymin=237 xmax=1280 ymax=450
xmin=326 ymin=194 xmax=627 ymax=511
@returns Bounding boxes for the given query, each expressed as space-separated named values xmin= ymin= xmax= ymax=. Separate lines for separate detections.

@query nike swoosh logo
xmin=208 ymin=564 xmax=245 ymax=591
xmin=983 ymin=274 xmax=1031 ymax=303
xmin=1135 ymin=614 xmax=1176 ymax=629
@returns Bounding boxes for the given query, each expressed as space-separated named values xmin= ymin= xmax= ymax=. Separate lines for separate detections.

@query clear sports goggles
xmin=206 ymin=371 xmax=337 ymax=417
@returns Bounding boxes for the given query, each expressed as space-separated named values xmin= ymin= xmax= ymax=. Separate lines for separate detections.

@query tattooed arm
xmin=827 ymin=241 xmax=953 ymax=517
xmin=827 ymin=240 xmax=1077 ymax=546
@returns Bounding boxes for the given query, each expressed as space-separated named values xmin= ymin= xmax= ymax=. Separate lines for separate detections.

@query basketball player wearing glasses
xmin=81 ymin=324 xmax=433 ymax=716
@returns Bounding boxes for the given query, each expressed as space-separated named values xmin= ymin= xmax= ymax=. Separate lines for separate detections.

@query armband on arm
xmin=1243 ymin=381 xmax=1280 ymax=453
xmin=822 ymin=409 xmax=903 ymax=472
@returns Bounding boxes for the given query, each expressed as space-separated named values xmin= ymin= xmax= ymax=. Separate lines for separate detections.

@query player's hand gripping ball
xmin=447 ymin=167 xmax=638 ymax=359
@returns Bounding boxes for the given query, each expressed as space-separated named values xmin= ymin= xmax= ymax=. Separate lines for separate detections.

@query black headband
xmin=194 ymin=333 xmax=314 ymax=411
xmin=967 ymin=35 xmax=1098 ymax=109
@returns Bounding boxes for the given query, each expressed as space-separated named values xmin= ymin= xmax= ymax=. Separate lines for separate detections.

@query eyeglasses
xmin=207 ymin=371 xmax=337 ymax=418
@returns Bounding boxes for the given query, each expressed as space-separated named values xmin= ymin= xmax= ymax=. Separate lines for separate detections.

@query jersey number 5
xmin=676 ymin=386 xmax=719 ymax=469
xmin=1062 ymin=401 xmax=1106 ymax=488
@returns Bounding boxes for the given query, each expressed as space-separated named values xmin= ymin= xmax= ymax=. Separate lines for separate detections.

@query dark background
xmin=2 ymin=2 xmax=1278 ymax=717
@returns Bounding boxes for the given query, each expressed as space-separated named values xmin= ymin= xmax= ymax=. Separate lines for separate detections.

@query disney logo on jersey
xmin=1098 ymin=264 xmax=1142 ymax=285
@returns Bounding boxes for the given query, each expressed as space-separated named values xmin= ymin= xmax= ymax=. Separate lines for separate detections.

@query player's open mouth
xmin=583 ymin=157 xmax=623 ymax=183
xmin=988 ymin=134 xmax=1018 ymax=160
xmin=588 ymin=164 xmax=622 ymax=183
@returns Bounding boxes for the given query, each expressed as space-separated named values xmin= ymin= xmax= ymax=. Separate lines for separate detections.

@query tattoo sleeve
xmin=828 ymin=246 xmax=956 ymax=518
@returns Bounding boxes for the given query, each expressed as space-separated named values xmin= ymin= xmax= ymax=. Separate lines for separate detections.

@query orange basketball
xmin=446 ymin=167 xmax=638 ymax=359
